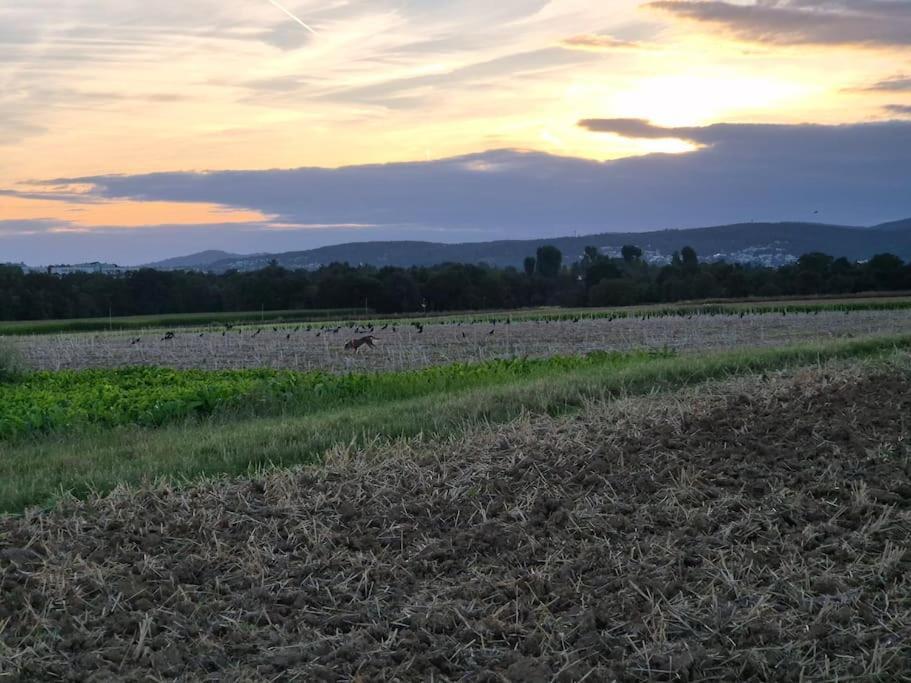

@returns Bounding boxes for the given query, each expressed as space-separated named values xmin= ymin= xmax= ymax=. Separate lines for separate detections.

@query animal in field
xmin=344 ymin=335 xmax=378 ymax=353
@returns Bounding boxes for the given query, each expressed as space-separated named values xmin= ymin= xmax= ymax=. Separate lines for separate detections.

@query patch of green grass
xmin=0 ymin=351 xmax=672 ymax=440
xmin=0 ymin=340 xmax=24 ymax=383
xmin=1 ymin=334 xmax=909 ymax=514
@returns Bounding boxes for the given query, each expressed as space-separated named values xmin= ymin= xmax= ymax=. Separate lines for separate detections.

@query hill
xmin=873 ymin=217 xmax=911 ymax=232
xmin=144 ymin=250 xmax=242 ymax=270
xmin=177 ymin=219 xmax=911 ymax=272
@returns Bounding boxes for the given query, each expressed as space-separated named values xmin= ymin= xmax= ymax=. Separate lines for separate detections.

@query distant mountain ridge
xmin=145 ymin=250 xmax=241 ymax=270
xmin=145 ymin=219 xmax=911 ymax=272
xmin=873 ymin=218 xmax=911 ymax=232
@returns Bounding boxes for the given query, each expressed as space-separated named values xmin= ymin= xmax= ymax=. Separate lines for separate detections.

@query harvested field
xmin=14 ymin=307 xmax=911 ymax=372
xmin=2 ymin=358 xmax=909 ymax=680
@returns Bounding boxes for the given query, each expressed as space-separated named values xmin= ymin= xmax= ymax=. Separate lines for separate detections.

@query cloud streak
xmin=265 ymin=0 xmax=317 ymax=35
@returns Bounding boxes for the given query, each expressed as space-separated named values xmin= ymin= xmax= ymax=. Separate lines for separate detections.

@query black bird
xmin=162 ymin=331 xmax=175 ymax=341
xmin=316 ymin=332 xmax=321 ymax=337
xmin=489 ymin=329 xmax=495 ymax=335
xmin=252 ymin=328 xmax=262 ymax=338
xmin=130 ymin=337 xmax=141 ymax=345
xmin=462 ymin=332 xmax=467 ymax=338
xmin=286 ymin=333 xmax=291 ymax=340
xmin=381 ymin=324 xmax=388 ymax=330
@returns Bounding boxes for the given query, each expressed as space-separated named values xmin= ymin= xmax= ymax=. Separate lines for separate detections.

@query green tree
xmin=621 ymin=245 xmax=643 ymax=264
xmin=523 ymin=256 xmax=536 ymax=277
xmin=681 ymin=246 xmax=699 ymax=271
xmin=535 ymin=245 xmax=563 ymax=278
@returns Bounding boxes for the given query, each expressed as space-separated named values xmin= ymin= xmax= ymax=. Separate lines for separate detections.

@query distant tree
xmin=621 ymin=245 xmax=643 ymax=264
xmin=681 ymin=246 xmax=699 ymax=271
xmin=585 ymin=259 xmax=622 ymax=288
xmin=583 ymin=246 xmax=599 ymax=266
xmin=535 ymin=245 xmax=563 ymax=278
xmin=867 ymin=253 xmax=905 ymax=290
xmin=523 ymin=256 xmax=536 ymax=277
xmin=797 ymin=252 xmax=834 ymax=275
xmin=589 ymin=278 xmax=638 ymax=307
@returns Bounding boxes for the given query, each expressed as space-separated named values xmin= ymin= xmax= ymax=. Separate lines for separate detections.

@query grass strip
xmin=3 ymin=296 xmax=911 ymax=336
xmin=1 ymin=333 xmax=909 ymax=514
xmin=0 ymin=352 xmax=671 ymax=440
xmin=0 ymin=308 xmax=362 ymax=336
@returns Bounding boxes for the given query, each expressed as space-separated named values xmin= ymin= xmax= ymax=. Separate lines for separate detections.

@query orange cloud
xmin=0 ymin=194 xmax=270 ymax=229
xmin=561 ymin=34 xmax=643 ymax=51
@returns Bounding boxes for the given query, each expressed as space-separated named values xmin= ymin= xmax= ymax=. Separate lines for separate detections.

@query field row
xmin=4 ymin=295 xmax=911 ymax=337
xmin=0 ymin=352 xmax=668 ymax=440
xmin=3 ymin=353 xmax=909 ymax=680
xmin=14 ymin=306 xmax=911 ymax=372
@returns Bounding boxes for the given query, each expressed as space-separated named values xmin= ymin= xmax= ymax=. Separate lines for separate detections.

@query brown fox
xmin=344 ymin=335 xmax=378 ymax=352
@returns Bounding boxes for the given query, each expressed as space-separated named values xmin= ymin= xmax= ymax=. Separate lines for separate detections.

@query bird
xmin=489 ymin=329 xmax=495 ymax=335
xmin=161 ymin=331 xmax=175 ymax=341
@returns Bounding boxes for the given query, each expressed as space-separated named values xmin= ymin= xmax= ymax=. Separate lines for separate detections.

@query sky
xmin=1 ymin=0 xmax=910 ymax=265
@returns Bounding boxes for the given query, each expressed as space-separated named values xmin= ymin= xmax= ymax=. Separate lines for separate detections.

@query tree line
xmin=1 ymin=245 xmax=910 ymax=321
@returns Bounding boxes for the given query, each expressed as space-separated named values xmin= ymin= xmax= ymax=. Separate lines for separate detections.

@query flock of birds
xmin=122 ymin=317 xmax=558 ymax=349
xmin=122 ymin=309 xmax=793 ymax=349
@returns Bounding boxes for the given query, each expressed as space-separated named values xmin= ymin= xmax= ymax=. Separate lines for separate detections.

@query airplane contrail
xmin=266 ymin=0 xmax=317 ymax=34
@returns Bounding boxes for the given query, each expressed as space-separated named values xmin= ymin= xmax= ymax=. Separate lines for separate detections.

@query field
xmin=13 ymin=300 xmax=911 ymax=372
xmin=1 ymin=299 xmax=910 ymax=680
xmin=2 ymin=355 xmax=909 ymax=680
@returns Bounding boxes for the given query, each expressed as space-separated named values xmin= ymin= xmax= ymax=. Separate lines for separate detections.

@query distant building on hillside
xmin=46 ymin=262 xmax=136 ymax=276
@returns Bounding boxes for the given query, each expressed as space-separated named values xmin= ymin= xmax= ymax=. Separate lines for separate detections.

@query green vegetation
xmin=0 ymin=308 xmax=363 ymax=336
xmin=0 ymin=340 xmax=24 ymax=383
xmin=1 ymin=334 xmax=910 ymax=514
xmin=0 ymin=352 xmax=672 ymax=440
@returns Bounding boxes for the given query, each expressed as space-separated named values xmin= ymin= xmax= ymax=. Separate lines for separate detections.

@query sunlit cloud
xmin=560 ymin=34 xmax=643 ymax=51
xmin=0 ymin=0 xmax=909 ymax=264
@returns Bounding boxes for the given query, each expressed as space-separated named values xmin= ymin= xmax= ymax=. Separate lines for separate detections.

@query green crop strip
xmin=0 ymin=350 xmax=673 ymax=440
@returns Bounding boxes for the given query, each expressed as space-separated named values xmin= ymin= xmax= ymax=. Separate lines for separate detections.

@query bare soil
xmin=14 ymin=308 xmax=911 ymax=372
xmin=1 ymin=362 xmax=910 ymax=681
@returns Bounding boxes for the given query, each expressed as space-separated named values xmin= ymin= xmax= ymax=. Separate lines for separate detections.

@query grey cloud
xmin=33 ymin=121 xmax=911 ymax=254
xmin=859 ymin=75 xmax=911 ymax=91
xmin=577 ymin=118 xmax=701 ymax=140
xmin=647 ymin=0 xmax=911 ymax=46
xmin=884 ymin=104 xmax=911 ymax=115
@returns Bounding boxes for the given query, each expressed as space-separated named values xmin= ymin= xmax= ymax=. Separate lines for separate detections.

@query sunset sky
xmin=1 ymin=0 xmax=910 ymax=264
